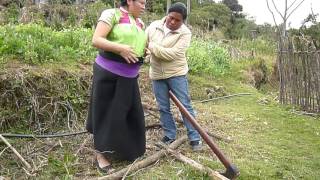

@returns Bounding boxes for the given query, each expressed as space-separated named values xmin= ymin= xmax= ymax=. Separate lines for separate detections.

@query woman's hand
xmin=92 ymin=22 xmax=139 ymax=64
xmin=119 ymin=45 xmax=139 ymax=64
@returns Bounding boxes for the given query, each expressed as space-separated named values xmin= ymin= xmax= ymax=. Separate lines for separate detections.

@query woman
xmin=86 ymin=0 xmax=147 ymax=173
xmin=145 ymin=2 xmax=202 ymax=151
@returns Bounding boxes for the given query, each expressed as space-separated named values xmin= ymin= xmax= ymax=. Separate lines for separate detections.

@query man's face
xmin=165 ymin=12 xmax=184 ymax=31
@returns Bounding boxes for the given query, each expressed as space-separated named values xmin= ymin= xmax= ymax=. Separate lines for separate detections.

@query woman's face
xmin=128 ymin=0 xmax=146 ymax=18
xmin=165 ymin=12 xmax=184 ymax=31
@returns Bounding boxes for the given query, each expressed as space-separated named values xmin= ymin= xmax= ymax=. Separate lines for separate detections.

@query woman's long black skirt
xmin=86 ymin=63 xmax=146 ymax=161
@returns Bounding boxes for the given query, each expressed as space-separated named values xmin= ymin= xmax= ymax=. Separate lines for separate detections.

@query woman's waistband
xmin=99 ymin=50 xmax=144 ymax=65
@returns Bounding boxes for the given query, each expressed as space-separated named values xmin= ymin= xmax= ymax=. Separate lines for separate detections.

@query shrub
xmin=187 ymin=39 xmax=231 ymax=76
xmin=0 ymin=24 xmax=96 ymax=64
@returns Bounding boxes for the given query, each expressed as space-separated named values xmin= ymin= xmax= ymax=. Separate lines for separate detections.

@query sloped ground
xmin=1 ymin=62 xmax=320 ymax=179
xmin=0 ymin=63 xmax=204 ymax=178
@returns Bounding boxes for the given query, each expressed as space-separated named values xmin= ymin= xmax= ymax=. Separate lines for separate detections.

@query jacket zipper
xmin=160 ymin=30 xmax=167 ymax=78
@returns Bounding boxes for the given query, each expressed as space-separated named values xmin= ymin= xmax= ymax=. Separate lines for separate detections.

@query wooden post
xmin=166 ymin=0 xmax=171 ymax=14
xmin=187 ymin=0 xmax=191 ymax=15
xmin=186 ymin=0 xmax=191 ymax=24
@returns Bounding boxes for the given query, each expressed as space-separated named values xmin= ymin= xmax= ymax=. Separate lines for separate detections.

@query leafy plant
xmin=187 ymin=39 xmax=231 ymax=76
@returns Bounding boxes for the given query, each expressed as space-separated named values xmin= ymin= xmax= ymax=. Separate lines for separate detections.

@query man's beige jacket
xmin=146 ymin=18 xmax=192 ymax=80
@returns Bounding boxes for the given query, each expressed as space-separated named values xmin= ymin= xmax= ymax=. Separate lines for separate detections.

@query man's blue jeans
xmin=152 ymin=75 xmax=200 ymax=142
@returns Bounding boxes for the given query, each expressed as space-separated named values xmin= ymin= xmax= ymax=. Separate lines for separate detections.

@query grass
xmin=201 ymin=95 xmax=320 ymax=179
xmin=132 ymin=61 xmax=320 ymax=179
xmin=1 ymin=57 xmax=319 ymax=179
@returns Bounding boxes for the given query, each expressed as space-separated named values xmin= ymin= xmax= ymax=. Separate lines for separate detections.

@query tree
xmin=189 ymin=3 xmax=231 ymax=31
xmin=298 ymin=11 xmax=320 ymax=49
xmin=266 ymin=0 xmax=306 ymax=37
xmin=265 ymin=0 xmax=306 ymax=103
xmin=222 ymin=0 xmax=242 ymax=14
xmin=226 ymin=17 xmax=257 ymax=39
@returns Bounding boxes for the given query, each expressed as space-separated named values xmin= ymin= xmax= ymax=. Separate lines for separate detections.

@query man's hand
xmin=148 ymin=42 xmax=155 ymax=52
xmin=145 ymin=48 xmax=151 ymax=56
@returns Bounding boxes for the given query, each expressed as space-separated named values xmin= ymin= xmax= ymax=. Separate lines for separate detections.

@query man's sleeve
xmin=150 ymin=32 xmax=191 ymax=62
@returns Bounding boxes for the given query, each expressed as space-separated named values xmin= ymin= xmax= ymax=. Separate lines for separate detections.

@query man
xmin=146 ymin=2 xmax=201 ymax=151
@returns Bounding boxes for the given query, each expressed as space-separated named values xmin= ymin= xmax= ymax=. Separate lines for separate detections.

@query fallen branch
xmin=142 ymin=102 xmax=159 ymax=112
xmin=97 ymin=135 xmax=188 ymax=180
xmin=121 ymin=159 xmax=138 ymax=180
xmin=193 ymin=93 xmax=252 ymax=104
xmin=1 ymin=130 xmax=88 ymax=138
xmin=166 ymin=148 xmax=229 ymax=180
xmin=75 ymin=135 xmax=90 ymax=156
xmin=145 ymin=123 xmax=162 ymax=130
xmin=0 ymin=134 xmax=32 ymax=170
xmin=290 ymin=110 xmax=319 ymax=117
xmin=0 ymin=146 xmax=9 ymax=157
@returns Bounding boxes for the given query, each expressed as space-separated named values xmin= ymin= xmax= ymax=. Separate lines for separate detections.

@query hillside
xmin=0 ymin=61 xmax=319 ymax=179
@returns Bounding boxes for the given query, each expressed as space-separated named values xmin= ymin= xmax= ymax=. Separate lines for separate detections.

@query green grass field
xmin=134 ymin=63 xmax=320 ymax=179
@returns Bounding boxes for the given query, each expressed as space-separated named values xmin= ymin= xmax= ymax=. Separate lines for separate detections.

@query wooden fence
xmin=278 ymin=38 xmax=320 ymax=113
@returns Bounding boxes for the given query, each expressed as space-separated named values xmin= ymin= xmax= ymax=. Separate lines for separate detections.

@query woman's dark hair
xmin=168 ymin=2 xmax=188 ymax=20
xmin=120 ymin=0 xmax=133 ymax=6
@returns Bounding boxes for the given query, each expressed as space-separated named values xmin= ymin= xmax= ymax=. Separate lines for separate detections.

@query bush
xmin=0 ymin=24 xmax=96 ymax=64
xmin=187 ymin=39 xmax=231 ymax=76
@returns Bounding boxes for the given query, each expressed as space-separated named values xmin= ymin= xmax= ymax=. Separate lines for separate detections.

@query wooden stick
xmin=0 ymin=134 xmax=32 ymax=170
xmin=121 ymin=159 xmax=138 ymax=180
xmin=166 ymin=148 xmax=229 ymax=180
xmin=96 ymin=136 xmax=188 ymax=180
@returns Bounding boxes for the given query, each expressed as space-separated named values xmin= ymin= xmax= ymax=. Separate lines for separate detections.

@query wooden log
xmin=97 ymin=136 xmax=188 ymax=180
xmin=166 ymin=148 xmax=229 ymax=180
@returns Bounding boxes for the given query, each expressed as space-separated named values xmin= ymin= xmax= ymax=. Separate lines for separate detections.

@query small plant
xmin=47 ymin=152 xmax=77 ymax=178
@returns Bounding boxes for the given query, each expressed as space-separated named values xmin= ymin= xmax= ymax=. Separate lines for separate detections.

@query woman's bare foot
xmin=96 ymin=153 xmax=111 ymax=167
xmin=96 ymin=153 xmax=112 ymax=173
